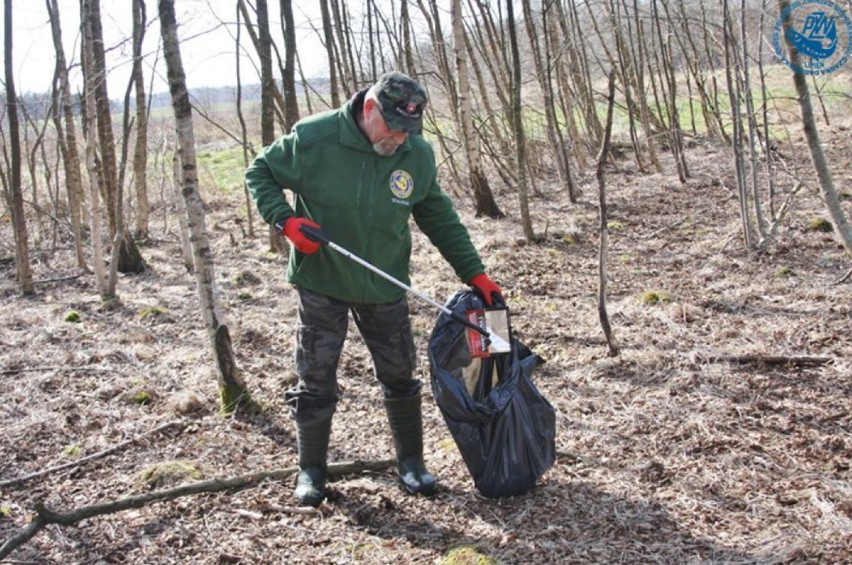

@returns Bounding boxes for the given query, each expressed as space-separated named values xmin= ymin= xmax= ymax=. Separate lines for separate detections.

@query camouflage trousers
xmin=286 ymin=287 xmax=421 ymax=423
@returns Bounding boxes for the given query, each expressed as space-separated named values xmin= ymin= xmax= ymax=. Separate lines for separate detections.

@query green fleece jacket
xmin=245 ymin=90 xmax=484 ymax=304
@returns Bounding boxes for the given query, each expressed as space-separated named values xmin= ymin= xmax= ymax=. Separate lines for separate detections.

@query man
xmin=245 ymin=71 xmax=503 ymax=507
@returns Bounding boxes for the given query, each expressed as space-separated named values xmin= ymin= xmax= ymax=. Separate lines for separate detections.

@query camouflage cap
xmin=374 ymin=71 xmax=428 ymax=133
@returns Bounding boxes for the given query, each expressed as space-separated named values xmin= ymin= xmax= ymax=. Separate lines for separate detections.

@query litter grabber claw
xmin=296 ymin=223 xmax=511 ymax=353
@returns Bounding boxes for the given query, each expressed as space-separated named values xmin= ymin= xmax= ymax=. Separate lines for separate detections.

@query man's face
xmin=364 ymin=101 xmax=408 ymax=157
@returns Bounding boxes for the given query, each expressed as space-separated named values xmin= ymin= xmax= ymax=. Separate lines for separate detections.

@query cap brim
xmin=381 ymin=111 xmax=422 ymax=133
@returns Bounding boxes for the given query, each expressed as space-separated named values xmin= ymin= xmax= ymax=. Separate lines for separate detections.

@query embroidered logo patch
xmin=390 ymin=170 xmax=414 ymax=200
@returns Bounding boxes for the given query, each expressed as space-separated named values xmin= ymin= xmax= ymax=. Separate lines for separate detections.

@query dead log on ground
xmin=0 ymin=458 xmax=395 ymax=559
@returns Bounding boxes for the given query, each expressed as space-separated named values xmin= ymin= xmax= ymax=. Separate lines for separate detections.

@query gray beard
xmin=373 ymin=140 xmax=400 ymax=157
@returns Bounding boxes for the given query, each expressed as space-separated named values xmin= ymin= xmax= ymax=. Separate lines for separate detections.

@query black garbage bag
xmin=428 ymin=290 xmax=556 ymax=498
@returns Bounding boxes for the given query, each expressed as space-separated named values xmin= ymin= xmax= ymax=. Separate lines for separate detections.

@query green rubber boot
xmin=293 ymin=417 xmax=332 ymax=507
xmin=384 ymin=394 xmax=437 ymax=496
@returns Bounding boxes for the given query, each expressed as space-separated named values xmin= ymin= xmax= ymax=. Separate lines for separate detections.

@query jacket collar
xmin=339 ymin=89 xmax=412 ymax=155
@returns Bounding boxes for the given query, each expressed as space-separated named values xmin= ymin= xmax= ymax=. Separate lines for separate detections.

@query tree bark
xmin=4 ymin=0 xmax=34 ymax=295
xmin=236 ymin=5 xmax=256 ymax=239
xmin=451 ymin=0 xmax=503 ymax=219
xmin=401 ymin=0 xmax=417 ymax=76
xmin=158 ymin=0 xmax=251 ymax=413
xmin=81 ymin=10 xmax=109 ymax=298
xmin=0 ymin=459 xmax=395 ymax=560
xmin=596 ymin=71 xmax=620 ymax=358
xmin=46 ymin=0 xmax=86 ymax=271
xmin=319 ymin=0 xmax=341 ymax=108
xmin=279 ymin=0 xmax=300 ymax=130
xmin=83 ymin=0 xmax=144 ymax=289
xmin=505 ymin=0 xmax=533 ymax=241
xmin=132 ymin=0 xmax=150 ymax=240
xmin=256 ymin=0 xmax=275 ymax=145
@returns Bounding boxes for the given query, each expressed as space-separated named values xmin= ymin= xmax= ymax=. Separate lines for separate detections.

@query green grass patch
xmin=197 ymin=146 xmax=248 ymax=196
xmin=64 ymin=310 xmax=82 ymax=323
xmin=777 ymin=266 xmax=795 ymax=278
xmin=808 ymin=218 xmax=834 ymax=233
xmin=138 ymin=306 xmax=168 ymax=320
xmin=137 ymin=461 xmax=202 ymax=490
xmin=132 ymin=390 xmax=154 ymax=405
xmin=642 ymin=290 xmax=672 ymax=305
xmin=440 ymin=546 xmax=500 ymax=565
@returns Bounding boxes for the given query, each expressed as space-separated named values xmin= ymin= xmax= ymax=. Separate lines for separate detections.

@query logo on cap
xmin=376 ymin=71 xmax=428 ymax=132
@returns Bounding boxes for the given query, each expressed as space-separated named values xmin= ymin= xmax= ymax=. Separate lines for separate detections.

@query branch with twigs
xmin=0 ymin=421 xmax=181 ymax=488
xmin=0 ymin=458 xmax=395 ymax=559
xmin=698 ymin=353 xmax=833 ymax=367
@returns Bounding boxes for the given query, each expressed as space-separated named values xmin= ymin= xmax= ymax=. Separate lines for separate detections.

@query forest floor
xmin=1 ymin=120 xmax=851 ymax=564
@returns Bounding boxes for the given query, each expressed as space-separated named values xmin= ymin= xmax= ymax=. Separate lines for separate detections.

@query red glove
xmin=468 ymin=273 xmax=504 ymax=306
xmin=281 ymin=217 xmax=322 ymax=254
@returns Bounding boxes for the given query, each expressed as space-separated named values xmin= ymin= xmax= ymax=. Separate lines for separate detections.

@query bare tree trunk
xmin=256 ymin=0 xmax=275 ymax=145
xmin=236 ymin=0 xmax=287 ymax=127
xmin=597 ymin=71 xmax=620 ymax=358
xmin=132 ymin=0 xmax=150 ymax=240
xmin=81 ymin=18 xmax=109 ymax=298
xmin=83 ymin=0 xmax=117 ymax=237
xmin=172 ymin=146 xmax=194 ymax=272
xmin=506 ymin=0 xmax=533 ymax=242
xmin=757 ymin=0 xmax=777 ymax=223
xmin=46 ymin=0 xmax=86 ymax=271
xmin=739 ymin=0 xmax=766 ymax=242
xmin=524 ymin=0 xmax=573 ymax=195
xmin=83 ymin=0 xmax=144 ymax=289
xmin=722 ymin=0 xmax=753 ymax=251
xmin=158 ymin=0 xmax=251 ymax=413
xmin=252 ymin=0 xmax=287 ymax=252
xmin=4 ymin=0 xmax=34 ymax=295
xmin=330 ymin=0 xmax=356 ymax=95
xmin=452 ymin=0 xmax=503 ymax=218
xmin=319 ymin=0 xmax=341 ymax=108
xmin=779 ymin=0 xmax=852 ymax=253
xmin=236 ymin=5 xmax=255 ymax=239
xmin=366 ymin=0 xmax=377 ymax=79
xmin=400 ymin=0 xmax=417 ymax=76
xmin=21 ymin=95 xmax=53 ymax=249
xmin=279 ymin=0 xmax=300 ymax=129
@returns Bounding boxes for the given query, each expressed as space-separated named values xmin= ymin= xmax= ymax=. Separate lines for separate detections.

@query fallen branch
xmin=0 ymin=366 xmax=117 ymax=376
xmin=0 ymin=458 xmax=395 ymax=560
xmin=700 ymin=353 xmax=833 ymax=367
xmin=0 ymin=421 xmax=182 ymax=488
xmin=834 ymin=265 xmax=852 ymax=285
xmin=33 ymin=273 xmax=86 ymax=285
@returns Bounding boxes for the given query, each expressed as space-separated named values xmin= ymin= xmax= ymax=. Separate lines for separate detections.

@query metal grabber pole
xmin=292 ymin=223 xmax=510 ymax=351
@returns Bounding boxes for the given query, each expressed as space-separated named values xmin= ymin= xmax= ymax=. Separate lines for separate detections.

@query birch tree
xmin=451 ymin=0 xmax=503 ymax=218
xmin=158 ymin=0 xmax=251 ymax=413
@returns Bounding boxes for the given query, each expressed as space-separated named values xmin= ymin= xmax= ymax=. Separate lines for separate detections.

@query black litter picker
xmin=296 ymin=224 xmax=555 ymax=497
